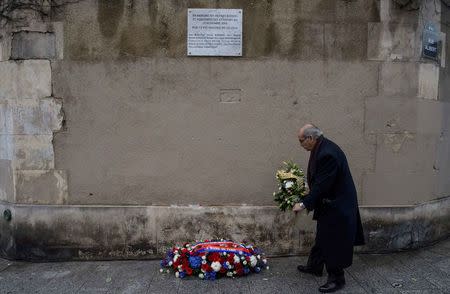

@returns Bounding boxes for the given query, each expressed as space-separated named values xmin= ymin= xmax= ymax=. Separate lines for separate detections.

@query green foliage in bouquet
xmin=273 ymin=161 xmax=307 ymax=211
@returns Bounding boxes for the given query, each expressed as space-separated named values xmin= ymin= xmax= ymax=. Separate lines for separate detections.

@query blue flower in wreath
xmin=254 ymin=266 xmax=261 ymax=273
xmin=160 ymin=259 xmax=167 ymax=267
xmin=179 ymin=271 xmax=186 ymax=279
xmin=166 ymin=250 xmax=174 ymax=259
xmin=189 ymin=256 xmax=202 ymax=269
xmin=253 ymin=248 xmax=263 ymax=255
xmin=244 ymin=267 xmax=250 ymax=275
xmin=206 ymin=271 xmax=216 ymax=280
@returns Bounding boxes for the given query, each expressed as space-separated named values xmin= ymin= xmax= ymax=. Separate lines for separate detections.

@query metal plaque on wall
xmin=187 ymin=9 xmax=242 ymax=56
xmin=422 ymin=22 xmax=440 ymax=60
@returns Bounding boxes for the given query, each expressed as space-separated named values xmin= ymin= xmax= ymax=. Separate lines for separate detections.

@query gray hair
xmin=303 ymin=125 xmax=323 ymax=139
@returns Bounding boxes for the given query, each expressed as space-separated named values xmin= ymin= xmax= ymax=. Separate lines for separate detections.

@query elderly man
xmin=293 ymin=124 xmax=365 ymax=293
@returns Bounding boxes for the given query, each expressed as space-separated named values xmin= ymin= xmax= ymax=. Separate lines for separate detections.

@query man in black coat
xmin=293 ymin=124 xmax=365 ymax=293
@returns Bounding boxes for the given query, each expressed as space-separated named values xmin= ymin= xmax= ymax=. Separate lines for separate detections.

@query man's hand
xmin=292 ymin=202 xmax=305 ymax=213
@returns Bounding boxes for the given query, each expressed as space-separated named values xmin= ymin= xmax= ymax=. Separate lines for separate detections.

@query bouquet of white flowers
xmin=273 ymin=161 xmax=307 ymax=211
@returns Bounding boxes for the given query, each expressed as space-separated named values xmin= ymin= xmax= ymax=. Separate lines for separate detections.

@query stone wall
xmin=0 ymin=0 xmax=449 ymax=260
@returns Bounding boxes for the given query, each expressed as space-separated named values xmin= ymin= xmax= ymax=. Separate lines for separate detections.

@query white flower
xmin=266 ymin=266 xmax=270 ymax=270
xmin=250 ymin=256 xmax=258 ymax=267
xmin=173 ymin=255 xmax=179 ymax=262
xmin=159 ymin=269 xmax=164 ymax=273
xmin=273 ymin=192 xmax=276 ymax=196
xmin=257 ymin=255 xmax=261 ymax=259
xmin=234 ymin=255 xmax=241 ymax=264
xmin=177 ymin=265 xmax=182 ymax=269
xmin=227 ymin=272 xmax=233 ymax=277
xmin=284 ymin=180 xmax=294 ymax=189
xmin=262 ymin=259 xmax=267 ymax=264
xmin=175 ymin=272 xmax=179 ymax=278
xmin=201 ymin=255 xmax=206 ymax=260
xmin=166 ymin=269 xmax=170 ymax=273
xmin=240 ymin=256 xmax=245 ymax=260
xmin=199 ymin=273 xmax=205 ymax=279
xmin=243 ymin=260 xmax=247 ymax=265
xmin=211 ymin=261 xmax=222 ymax=272
xmin=202 ymin=260 xmax=207 ymax=265
xmin=168 ymin=261 xmax=173 ymax=266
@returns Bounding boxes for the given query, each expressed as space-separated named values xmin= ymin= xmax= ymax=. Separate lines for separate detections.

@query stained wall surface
xmin=48 ymin=0 xmax=450 ymax=206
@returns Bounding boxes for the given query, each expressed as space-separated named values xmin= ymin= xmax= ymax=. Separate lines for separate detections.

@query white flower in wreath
xmin=250 ymin=255 xmax=258 ymax=267
xmin=175 ymin=272 xmax=180 ymax=278
xmin=234 ymin=255 xmax=240 ymax=264
xmin=211 ymin=261 xmax=222 ymax=272
xmin=243 ymin=260 xmax=247 ymax=265
xmin=201 ymin=255 xmax=206 ymax=260
xmin=168 ymin=261 xmax=173 ymax=266
xmin=262 ymin=259 xmax=267 ymax=264
xmin=227 ymin=272 xmax=233 ymax=277
xmin=284 ymin=180 xmax=294 ymax=189
xmin=202 ymin=260 xmax=207 ymax=265
xmin=199 ymin=273 xmax=205 ymax=279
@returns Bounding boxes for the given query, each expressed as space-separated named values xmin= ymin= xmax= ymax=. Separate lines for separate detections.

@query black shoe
xmin=297 ymin=265 xmax=323 ymax=277
xmin=318 ymin=280 xmax=346 ymax=293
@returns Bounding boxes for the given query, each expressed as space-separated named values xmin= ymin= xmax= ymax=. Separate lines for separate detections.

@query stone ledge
xmin=0 ymin=196 xmax=448 ymax=261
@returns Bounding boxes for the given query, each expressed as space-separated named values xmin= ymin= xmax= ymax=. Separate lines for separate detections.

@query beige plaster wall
xmin=48 ymin=0 xmax=450 ymax=206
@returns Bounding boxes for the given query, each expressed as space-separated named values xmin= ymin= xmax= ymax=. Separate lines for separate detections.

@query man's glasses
xmin=299 ymin=136 xmax=310 ymax=144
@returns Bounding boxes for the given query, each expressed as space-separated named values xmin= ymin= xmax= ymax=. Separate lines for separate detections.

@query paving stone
xmin=36 ymin=262 xmax=97 ymax=294
xmin=0 ymin=258 xmax=13 ymax=272
xmin=0 ymin=262 xmax=62 ymax=294
xmin=0 ymin=240 xmax=449 ymax=294
xmin=77 ymin=262 xmax=118 ymax=293
xmin=399 ymin=252 xmax=450 ymax=292
xmin=347 ymin=255 xmax=399 ymax=294
xmin=147 ymin=265 xmax=180 ymax=294
xmin=105 ymin=261 xmax=154 ymax=294
xmin=360 ymin=253 xmax=439 ymax=291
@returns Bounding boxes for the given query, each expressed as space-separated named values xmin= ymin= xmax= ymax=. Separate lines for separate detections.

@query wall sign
xmin=187 ymin=9 xmax=242 ymax=56
xmin=422 ymin=22 xmax=440 ymax=60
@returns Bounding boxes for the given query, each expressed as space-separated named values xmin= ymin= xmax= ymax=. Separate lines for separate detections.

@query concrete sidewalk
xmin=0 ymin=238 xmax=449 ymax=294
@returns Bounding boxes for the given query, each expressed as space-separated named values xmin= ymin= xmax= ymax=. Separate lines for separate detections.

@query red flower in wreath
xmin=207 ymin=252 xmax=221 ymax=262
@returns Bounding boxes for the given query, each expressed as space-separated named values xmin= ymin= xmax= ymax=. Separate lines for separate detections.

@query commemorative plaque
xmin=187 ymin=9 xmax=242 ymax=56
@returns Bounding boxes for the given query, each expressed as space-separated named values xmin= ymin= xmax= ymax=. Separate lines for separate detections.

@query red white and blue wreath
xmin=160 ymin=240 xmax=268 ymax=280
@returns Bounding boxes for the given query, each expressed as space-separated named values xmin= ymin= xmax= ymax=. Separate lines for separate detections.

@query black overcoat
xmin=302 ymin=137 xmax=365 ymax=269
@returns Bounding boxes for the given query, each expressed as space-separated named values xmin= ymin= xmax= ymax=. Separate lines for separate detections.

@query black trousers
xmin=306 ymin=243 xmax=344 ymax=281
